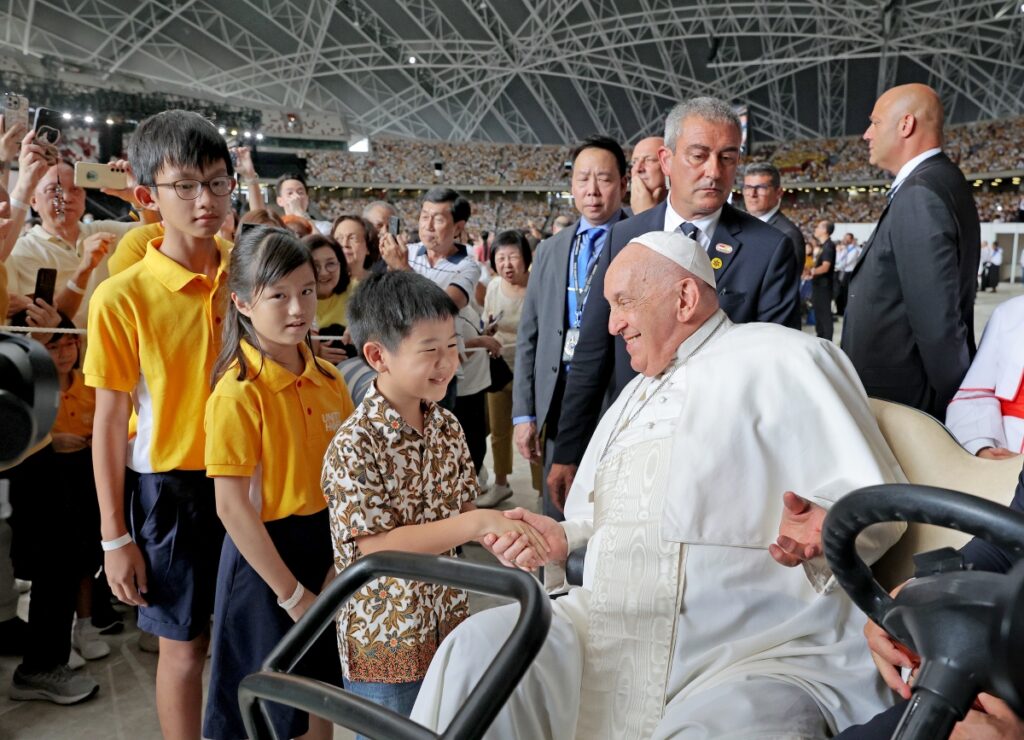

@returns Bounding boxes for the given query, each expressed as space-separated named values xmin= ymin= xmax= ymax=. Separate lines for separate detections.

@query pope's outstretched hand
xmin=769 ymin=491 xmax=827 ymax=567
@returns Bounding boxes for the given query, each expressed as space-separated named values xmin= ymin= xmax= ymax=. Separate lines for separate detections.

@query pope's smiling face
xmin=605 ymin=245 xmax=687 ymax=377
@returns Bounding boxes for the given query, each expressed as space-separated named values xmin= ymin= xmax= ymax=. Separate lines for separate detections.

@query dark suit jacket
xmin=841 ymin=152 xmax=979 ymax=421
xmin=768 ymin=209 xmax=807 ymax=272
xmin=512 ymin=211 xmax=627 ymax=435
xmin=550 ymin=201 xmax=800 ymax=466
xmin=511 ymin=221 xmax=577 ymax=433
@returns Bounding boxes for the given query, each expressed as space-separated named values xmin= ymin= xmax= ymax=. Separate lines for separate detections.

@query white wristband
xmin=9 ymin=197 xmax=29 ymax=212
xmin=277 ymin=581 xmax=305 ymax=611
xmin=65 ymin=279 xmax=86 ymax=295
xmin=101 ymin=533 xmax=133 ymax=551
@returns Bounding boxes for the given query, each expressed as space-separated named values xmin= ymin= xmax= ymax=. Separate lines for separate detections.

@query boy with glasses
xmin=85 ymin=110 xmax=234 ymax=739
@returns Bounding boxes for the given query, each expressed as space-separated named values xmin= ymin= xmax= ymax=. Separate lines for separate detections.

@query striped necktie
xmin=678 ymin=221 xmax=700 ymax=242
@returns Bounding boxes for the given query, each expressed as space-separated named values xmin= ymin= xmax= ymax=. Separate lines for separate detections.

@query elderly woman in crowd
xmin=479 ymin=230 xmax=534 ymax=507
xmin=331 ymin=214 xmax=383 ymax=284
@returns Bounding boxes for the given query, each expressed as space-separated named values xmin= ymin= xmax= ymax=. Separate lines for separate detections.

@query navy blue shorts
xmin=128 ymin=471 xmax=224 ymax=641
xmin=204 ymin=508 xmax=341 ymax=740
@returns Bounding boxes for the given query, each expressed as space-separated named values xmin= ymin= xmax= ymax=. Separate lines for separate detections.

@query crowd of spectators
xmin=310 ymin=183 xmax=1023 ymax=242
xmin=303 ymin=138 xmax=569 ymax=186
xmin=301 ymin=115 xmax=1022 ymax=189
xmin=312 ymin=192 xmax=555 ymax=234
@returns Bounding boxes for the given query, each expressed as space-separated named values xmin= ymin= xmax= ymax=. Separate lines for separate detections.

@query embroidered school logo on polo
xmin=322 ymin=410 xmax=343 ymax=434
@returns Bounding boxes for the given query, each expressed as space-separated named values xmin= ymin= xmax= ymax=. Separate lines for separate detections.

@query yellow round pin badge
xmin=711 ymin=257 xmax=723 ymax=269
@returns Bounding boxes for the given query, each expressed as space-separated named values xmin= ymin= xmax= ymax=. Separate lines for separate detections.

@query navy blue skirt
xmin=203 ymin=508 xmax=341 ymax=740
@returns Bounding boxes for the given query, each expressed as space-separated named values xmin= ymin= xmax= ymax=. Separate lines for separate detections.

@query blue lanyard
xmin=568 ymin=230 xmax=601 ymax=327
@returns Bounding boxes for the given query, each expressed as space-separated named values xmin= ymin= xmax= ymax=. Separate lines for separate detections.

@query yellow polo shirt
xmin=315 ymin=290 xmax=350 ymax=330
xmin=84 ymin=236 xmax=230 ymax=473
xmin=205 ymin=340 xmax=354 ymax=522
xmin=54 ymin=371 xmax=96 ymax=438
xmin=108 ymin=222 xmax=232 ymax=276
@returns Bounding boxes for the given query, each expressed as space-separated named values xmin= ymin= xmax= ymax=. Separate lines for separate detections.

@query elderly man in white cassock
xmin=411 ymin=231 xmax=908 ymax=739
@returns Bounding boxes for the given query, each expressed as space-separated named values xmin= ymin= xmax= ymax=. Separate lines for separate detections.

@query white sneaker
xmin=72 ymin=619 xmax=110 ymax=661
xmin=477 ymin=467 xmax=491 ymax=492
xmin=476 ymin=483 xmax=513 ymax=508
xmin=67 ymin=648 xmax=85 ymax=671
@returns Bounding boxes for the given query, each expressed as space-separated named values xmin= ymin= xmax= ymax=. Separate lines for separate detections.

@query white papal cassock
xmin=412 ymin=312 xmax=908 ymax=739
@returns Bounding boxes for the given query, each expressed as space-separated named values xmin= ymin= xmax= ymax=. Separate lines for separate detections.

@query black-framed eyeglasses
xmin=150 ymin=176 xmax=236 ymax=200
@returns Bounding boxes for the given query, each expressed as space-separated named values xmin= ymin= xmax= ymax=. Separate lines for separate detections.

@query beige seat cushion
xmin=869 ymin=398 xmax=1022 ymax=588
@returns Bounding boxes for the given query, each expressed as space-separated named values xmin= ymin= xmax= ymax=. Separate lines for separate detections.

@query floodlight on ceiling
xmin=106 ymin=118 xmax=114 ymax=125
xmin=408 ymin=55 xmax=417 ymax=64
xmin=62 ymin=112 xmax=72 ymax=120
xmin=218 ymin=127 xmax=226 ymax=135
xmin=84 ymin=115 xmax=94 ymax=123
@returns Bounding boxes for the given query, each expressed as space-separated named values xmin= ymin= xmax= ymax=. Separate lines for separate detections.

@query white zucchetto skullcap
xmin=628 ymin=230 xmax=717 ymax=289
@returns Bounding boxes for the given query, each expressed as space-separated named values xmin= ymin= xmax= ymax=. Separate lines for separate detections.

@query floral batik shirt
xmin=321 ymin=381 xmax=479 ymax=682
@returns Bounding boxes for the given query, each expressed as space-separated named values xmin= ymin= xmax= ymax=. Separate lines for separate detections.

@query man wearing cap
xmin=413 ymin=231 xmax=905 ymax=739
xmin=546 ymin=96 xmax=801 ymax=510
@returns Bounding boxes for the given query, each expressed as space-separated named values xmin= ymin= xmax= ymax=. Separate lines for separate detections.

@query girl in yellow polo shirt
xmin=203 ymin=226 xmax=354 ymax=740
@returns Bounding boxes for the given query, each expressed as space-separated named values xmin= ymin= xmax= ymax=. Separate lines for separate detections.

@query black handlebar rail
xmin=239 ymin=552 xmax=552 ymax=740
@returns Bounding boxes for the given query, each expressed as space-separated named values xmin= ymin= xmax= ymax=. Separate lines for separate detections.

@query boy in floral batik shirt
xmin=321 ymin=271 xmax=548 ymax=717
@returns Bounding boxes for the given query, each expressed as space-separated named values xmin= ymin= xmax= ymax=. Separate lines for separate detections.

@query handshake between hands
xmin=475 ymin=507 xmax=569 ymax=573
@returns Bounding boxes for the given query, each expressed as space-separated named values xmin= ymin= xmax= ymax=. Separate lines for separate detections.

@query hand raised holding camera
xmin=100 ymin=159 xmax=140 ymax=206
xmin=0 ymin=115 xmax=27 ymax=164
xmin=14 ymin=129 xmax=50 ymax=196
xmin=379 ymin=230 xmax=410 ymax=270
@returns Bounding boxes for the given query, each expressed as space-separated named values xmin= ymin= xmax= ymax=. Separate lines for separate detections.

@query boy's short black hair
xmin=422 ymin=187 xmax=471 ymax=225
xmin=129 ymin=110 xmax=233 ymax=186
xmin=348 ymin=271 xmax=458 ymax=354
xmin=570 ymin=135 xmax=628 ymax=178
xmin=275 ymin=173 xmax=307 ymax=191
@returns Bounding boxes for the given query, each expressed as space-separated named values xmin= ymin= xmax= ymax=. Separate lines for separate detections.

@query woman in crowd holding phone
xmin=479 ymin=230 xmax=533 ymax=506
xmin=305 ymin=233 xmax=354 ymax=364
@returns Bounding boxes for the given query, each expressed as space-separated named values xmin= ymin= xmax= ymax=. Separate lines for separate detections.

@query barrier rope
xmin=0 ymin=325 xmax=87 ymax=335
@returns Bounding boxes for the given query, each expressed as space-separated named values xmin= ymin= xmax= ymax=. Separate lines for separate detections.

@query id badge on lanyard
xmin=562 ymin=327 xmax=581 ymax=363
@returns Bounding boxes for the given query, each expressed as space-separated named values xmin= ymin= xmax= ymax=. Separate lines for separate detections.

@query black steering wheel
xmin=823 ymin=484 xmax=1024 ymax=740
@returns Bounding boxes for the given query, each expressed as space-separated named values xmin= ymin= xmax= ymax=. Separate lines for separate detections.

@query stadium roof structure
xmin=3 ymin=0 xmax=1023 ymax=146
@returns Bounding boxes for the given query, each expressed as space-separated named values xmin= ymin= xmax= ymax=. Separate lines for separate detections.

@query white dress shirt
xmin=890 ymin=147 xmax=942 ymax=194
xmin=754 ymin=203 xmax=781 ymax=224
xmin=663 ymin=199 xmax=722 ymax=253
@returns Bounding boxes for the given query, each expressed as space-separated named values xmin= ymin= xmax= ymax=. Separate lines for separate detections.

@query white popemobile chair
xmin=869 ymin=397 xmax=1023 ymax=588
